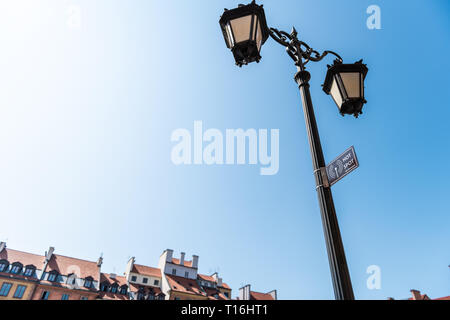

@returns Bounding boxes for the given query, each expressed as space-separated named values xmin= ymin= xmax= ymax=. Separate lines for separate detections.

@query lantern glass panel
xmin=255 ymin=17 xmax=263 ymax=50
xmin=225 ymin=24 xmax=234 ymax=47
xmin=330 ymin=78 xmax=343 ymax=108
xmin=230 ymin=15 xmax=253 ymax=43
xmin=339 ymin=72 xmax=361 ymax=99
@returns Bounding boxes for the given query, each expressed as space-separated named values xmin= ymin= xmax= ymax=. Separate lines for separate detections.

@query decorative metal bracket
xmin=268 ymin=27 xmax=343 ymax=67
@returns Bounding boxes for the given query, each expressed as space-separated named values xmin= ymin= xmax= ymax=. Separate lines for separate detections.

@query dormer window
xmin=137 ymin=286 xmax=145 ymax=300
xmin=47 ymin=271 xmax=58 ymax=282
xmin=84 ymin=277 xmax=93 ymax=288
xmin=24 ymin=266 xmax=35 ymax=277
xmin=100 ymin=282 xmax=109 ymax=292
xmin=0 ymin=260 xmax=9 ymax=272
xmin=119 ymin=285 xmax=127 ymax=295
xmin=172 ymin=269 xmax=176 ymax=275
xmin=67 ymin=274 xmax=77 ymax=285
xmin=110 ymin=284 xmax=118 ymax=294
xmin=10 ymin=262 xmax=23 ymax=274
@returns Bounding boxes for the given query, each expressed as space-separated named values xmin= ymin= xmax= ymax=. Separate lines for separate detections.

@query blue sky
xmin=0 ymin=0 xmax=449 ymax=300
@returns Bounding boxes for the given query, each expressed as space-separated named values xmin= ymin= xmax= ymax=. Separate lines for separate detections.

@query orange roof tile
xmin=221 ymin=282 xmax=231 ymax=290
xmin=198 ymin=274 xmax=215 ymax=282
xmin=128 ymin=283 xmax=162 ymax=295
xmin=46 ymin=254 xmax=100 ymax=281
xmin=131 ymin=264 xmax=161 ymax=278
xmin=204 ymin=288 xmax=229 ymax=300
xmin=0 ymin=248 xmax=45 ymax=268
xmin=197 ymin=274 xmax=230 ymax=290
xmin=171 ymin=258 xmax=193 ymax=268
xmin=250 ymin=291 xmax=275 ymax=300
xmin=435 ymin=296 xmax=450 ymax=300
xmin=166 ymin=274 xmax=205 ymax=296
xmin=100 ymin=273 xmax=127 ymax=287
xmin=98 ymin=292 xmax=129 ymax=300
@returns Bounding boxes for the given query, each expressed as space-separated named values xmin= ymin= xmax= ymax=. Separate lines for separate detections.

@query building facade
xmin=238 ymin=284 xmax=277 ymax=300
xmin=0 ymin=243 xmax=239 ymax=301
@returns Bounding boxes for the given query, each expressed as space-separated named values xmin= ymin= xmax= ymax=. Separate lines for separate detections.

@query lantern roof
xmin=323 ymin=60 xmax=368 ymax=95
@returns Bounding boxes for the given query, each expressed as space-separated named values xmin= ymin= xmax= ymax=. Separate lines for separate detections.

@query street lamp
xmin=219 ymin=1 xmax=369 ymax=300
xmin=219 ymin=1 xmax=269 ymax=66
xmin=323 ymin=60 xmax=369 ymax=117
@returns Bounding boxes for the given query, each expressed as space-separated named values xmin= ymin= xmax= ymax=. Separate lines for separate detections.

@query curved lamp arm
xmin=268 ymin=27 xmax=343 ymax=66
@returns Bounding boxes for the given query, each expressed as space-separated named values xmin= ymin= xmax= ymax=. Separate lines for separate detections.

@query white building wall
xmin=128 ymin=272 xmax=161 ymax=288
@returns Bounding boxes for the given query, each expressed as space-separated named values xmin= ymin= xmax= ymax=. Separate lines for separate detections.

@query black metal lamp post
xmin=219 ymin=1 xmax=369 ymax=300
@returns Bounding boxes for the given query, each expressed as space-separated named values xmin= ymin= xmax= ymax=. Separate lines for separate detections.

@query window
xmin=143 ymin=277 xmax=148 ymax=284
xmin=137 ymin=286 xmax=146 ymax=300
xmin=185 ymin=271 xmax=189 ymax=278
xmin=41 ymin=291 xmax=50 ymax=300
xmin=0 ymin=260 xmax=9 ymax=272
xmin=174 ymin=297 xmax=181 ymax=300
xmin=119 ymin=286 xmax=127 ymax=295
xmin=67 ymin=275 xmax=77 ymax=285
xmin=159 ymin=294 xmax=165 ymax=300
xmin=24 ymin=266 xmax=35 ymax=277
xmin=0 ymin=283 xmax=12 ymax=296
xmin=153 ymin=279 xmax=159 ymax=286
xmin=84 ymin=277 xmax=93 ymax=288
xmin=110 ymin=284 xmax=118 ymax=294
xmin=80 ymin=296 xmax=88 ymax=300
xmin=224 ymin=292 xmax=229 ymax=298
xmin=61 ymin=294 xmax=70 ymax=300
xmin=13 ymin=285 xmax=27 ymax=299
xmin=131 ymin=275 xmax=137 ymax=282
xmin=10 ymin=263 xmax=22 ymax=274
xmin=100 ymin=282 xmax=109 ymax=292
xmin=47 ymin=271 xmax=58 ymax=282
xmin=172 ymin=269 xmax=176 ymax=275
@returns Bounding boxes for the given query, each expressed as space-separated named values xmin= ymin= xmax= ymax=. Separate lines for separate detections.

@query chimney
xmin=0 ymin=242 xmax=6 ymax=253
xmin=217 ymin=277 xmax=223 ymax=287
xmin=97 ymin=256 xmax=103 ymax=267
xmin=40 ymin=246 xmax=55 ymax=281
xmin=239 ymin=284 xmax=251 ymax=300
xmin=180 ymin=252 xmax=185 ymax=266
xmin=165 ymin=249 xmax=174 ymax=263
xmin=267 ymin=289 xmax=277 ymax=300
xmin=45 ymin=247 xmax=55 ymax=261
xmin=192 ymin=255 xmax=199 ymax=269
xmin=110 ymin=273 xmax=117 ymax=279
xmin=410 ymin=289 xmax=422 ymax=300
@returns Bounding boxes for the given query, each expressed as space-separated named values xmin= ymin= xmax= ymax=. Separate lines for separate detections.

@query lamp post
xmin=219 ymin=1 xmax=369 ymax=300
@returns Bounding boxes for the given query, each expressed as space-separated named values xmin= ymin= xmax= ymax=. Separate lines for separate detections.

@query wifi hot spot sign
xmin=326 ymin=146 xmax=359 ymax=186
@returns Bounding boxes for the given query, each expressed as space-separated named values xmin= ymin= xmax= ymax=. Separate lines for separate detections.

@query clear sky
xmin=0 ymin=0 xmax=449 ymax=300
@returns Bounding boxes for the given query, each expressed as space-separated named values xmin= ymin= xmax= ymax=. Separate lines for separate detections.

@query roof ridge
xmin=133 ymin=263 xmax=160 ymax=269
xmin=53 ymin=253 xmax=97 ymax=264
xmin=4 ymin=248 xmax=44 ymax=258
